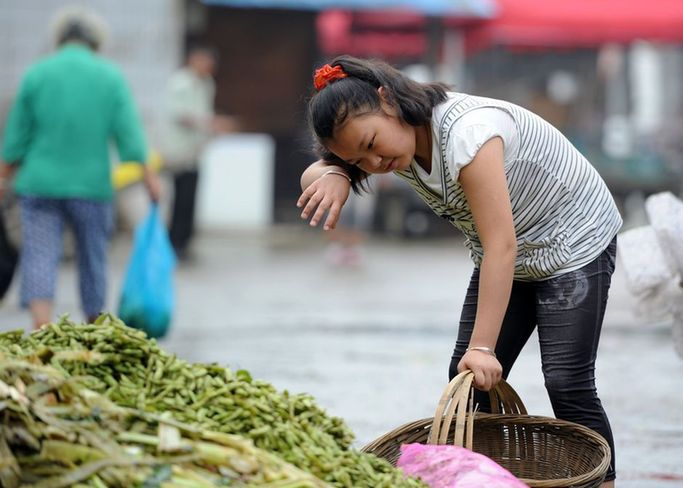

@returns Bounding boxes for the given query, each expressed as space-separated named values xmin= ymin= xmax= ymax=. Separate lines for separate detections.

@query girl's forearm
xmin=469 ymin=247 xmax=516 ymax=349
xmin=300 ymin=161 xmax=347 ymax=191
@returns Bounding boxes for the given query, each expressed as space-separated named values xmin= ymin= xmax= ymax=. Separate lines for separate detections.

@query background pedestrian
xmin=0 ymin=7 xmax=160 ymax=329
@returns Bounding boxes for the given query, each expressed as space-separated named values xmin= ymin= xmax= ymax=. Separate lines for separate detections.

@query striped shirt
xmin=395 ymin=93 xmax=623 ymax=280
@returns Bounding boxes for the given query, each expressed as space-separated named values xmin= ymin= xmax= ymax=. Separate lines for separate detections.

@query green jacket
xmin=1 ymin=44 xmax=147 ymax=200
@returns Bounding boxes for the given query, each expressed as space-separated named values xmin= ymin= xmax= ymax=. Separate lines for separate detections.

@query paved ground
xmin=1 ymin=226 xmax=682 ymax=487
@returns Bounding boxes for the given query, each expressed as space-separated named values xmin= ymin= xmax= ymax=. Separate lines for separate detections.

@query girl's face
xmin=325 ymin=104 xmax=417 ymax=175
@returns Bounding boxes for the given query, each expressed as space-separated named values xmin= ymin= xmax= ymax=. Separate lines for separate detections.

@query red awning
xmin=318 ymin=10 xmax=428 ymax=59
xmin=466 ymin=0 xmax=683 ymax=52
xmin=318 ymin=9 xmax=486 ymax=60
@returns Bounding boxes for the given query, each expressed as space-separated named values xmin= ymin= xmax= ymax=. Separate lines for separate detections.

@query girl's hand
xmin=457 ymin=350 xmax=503 ymax=391
xmin=297 ymin=172 xmax=350 ymax=230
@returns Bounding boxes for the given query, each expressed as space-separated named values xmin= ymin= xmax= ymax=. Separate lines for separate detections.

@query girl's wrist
xmin=320 ymin=169 xmax=351 ymax=183
xmin=465 ymin=346 xmax=497 ymax=358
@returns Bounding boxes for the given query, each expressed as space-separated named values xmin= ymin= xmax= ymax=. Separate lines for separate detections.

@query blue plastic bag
xmin=118 ymin=205 xmax=176 ymax=338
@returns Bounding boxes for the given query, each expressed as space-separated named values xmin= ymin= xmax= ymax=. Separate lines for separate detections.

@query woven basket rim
xmin=362 ymin=413 xmax=611 ymax=486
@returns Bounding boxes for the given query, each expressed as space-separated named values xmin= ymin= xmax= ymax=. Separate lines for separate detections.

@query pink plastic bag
xmin=397 ymin=443 xmax=529 ymax=488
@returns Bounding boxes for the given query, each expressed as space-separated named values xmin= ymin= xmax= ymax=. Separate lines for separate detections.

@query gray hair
xmin=50 ymin=6 xmax=108 ymax=51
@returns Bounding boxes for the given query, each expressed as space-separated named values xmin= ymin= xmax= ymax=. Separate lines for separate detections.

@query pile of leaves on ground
xmin=0 ymin=358 xmax=330 ymax=487
xmin=0 ymin=315 xmax=426 ymax=488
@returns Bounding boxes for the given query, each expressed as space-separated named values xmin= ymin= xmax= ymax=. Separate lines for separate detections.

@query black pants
xmin=169 ymin=169 xmax=199 ymax=256
xmin=449 ymin=237 xmax=617 ymax=481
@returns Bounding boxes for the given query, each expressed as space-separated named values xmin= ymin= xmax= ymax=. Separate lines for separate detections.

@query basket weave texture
xmin=362 ymin=371 xmax=611 ymax=488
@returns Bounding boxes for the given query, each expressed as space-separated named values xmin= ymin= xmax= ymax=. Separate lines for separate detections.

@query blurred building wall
xmin=0 ymin=0 xmax=184 ymax=144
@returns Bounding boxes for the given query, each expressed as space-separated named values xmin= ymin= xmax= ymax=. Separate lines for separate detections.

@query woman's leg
xmin=65 ymin=199 xmax=113 ymax=322
xmin=535 ymin=238 xmax=617 ymax=482
xmin=18 ymin=197 xmax=64 ymax=329
xmin=449 ymin=267 xmax=537 ymax=410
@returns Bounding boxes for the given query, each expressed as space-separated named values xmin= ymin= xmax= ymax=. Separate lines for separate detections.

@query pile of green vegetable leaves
xmin=0 ymin=315 xmax=425 ymax=488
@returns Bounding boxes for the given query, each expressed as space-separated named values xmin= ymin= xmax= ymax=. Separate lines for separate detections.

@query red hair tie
xmin=314 ymin=64 xmax=347 ymax=91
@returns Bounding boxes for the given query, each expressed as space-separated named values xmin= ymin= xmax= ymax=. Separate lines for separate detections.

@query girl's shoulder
xmin=431 ymin=92 xmax=503 ymax=123
xmin=432 ymin=92 xmax=516 ymax=131
xmin=433 ymin=91 xmax=467 ymax=116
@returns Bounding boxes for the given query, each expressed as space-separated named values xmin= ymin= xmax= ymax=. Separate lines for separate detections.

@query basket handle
xmin=427 ymin=370 xmax=527 ymax=449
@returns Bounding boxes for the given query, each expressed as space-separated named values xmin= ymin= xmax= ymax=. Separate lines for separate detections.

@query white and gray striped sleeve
xmin=445 ymin=107 xmax=519 ymax=183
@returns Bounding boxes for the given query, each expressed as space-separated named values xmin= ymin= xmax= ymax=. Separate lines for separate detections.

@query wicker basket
xmin=362 ymin=371 xmax=611 ymax=488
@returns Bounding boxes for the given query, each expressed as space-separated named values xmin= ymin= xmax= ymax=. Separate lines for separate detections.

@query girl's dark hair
xmin=308 ymin=55 xmax=450 ymax=192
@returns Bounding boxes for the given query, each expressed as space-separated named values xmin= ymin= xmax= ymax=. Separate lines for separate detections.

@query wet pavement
xmin=1 ymin=226 xmax=682 ymax=487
